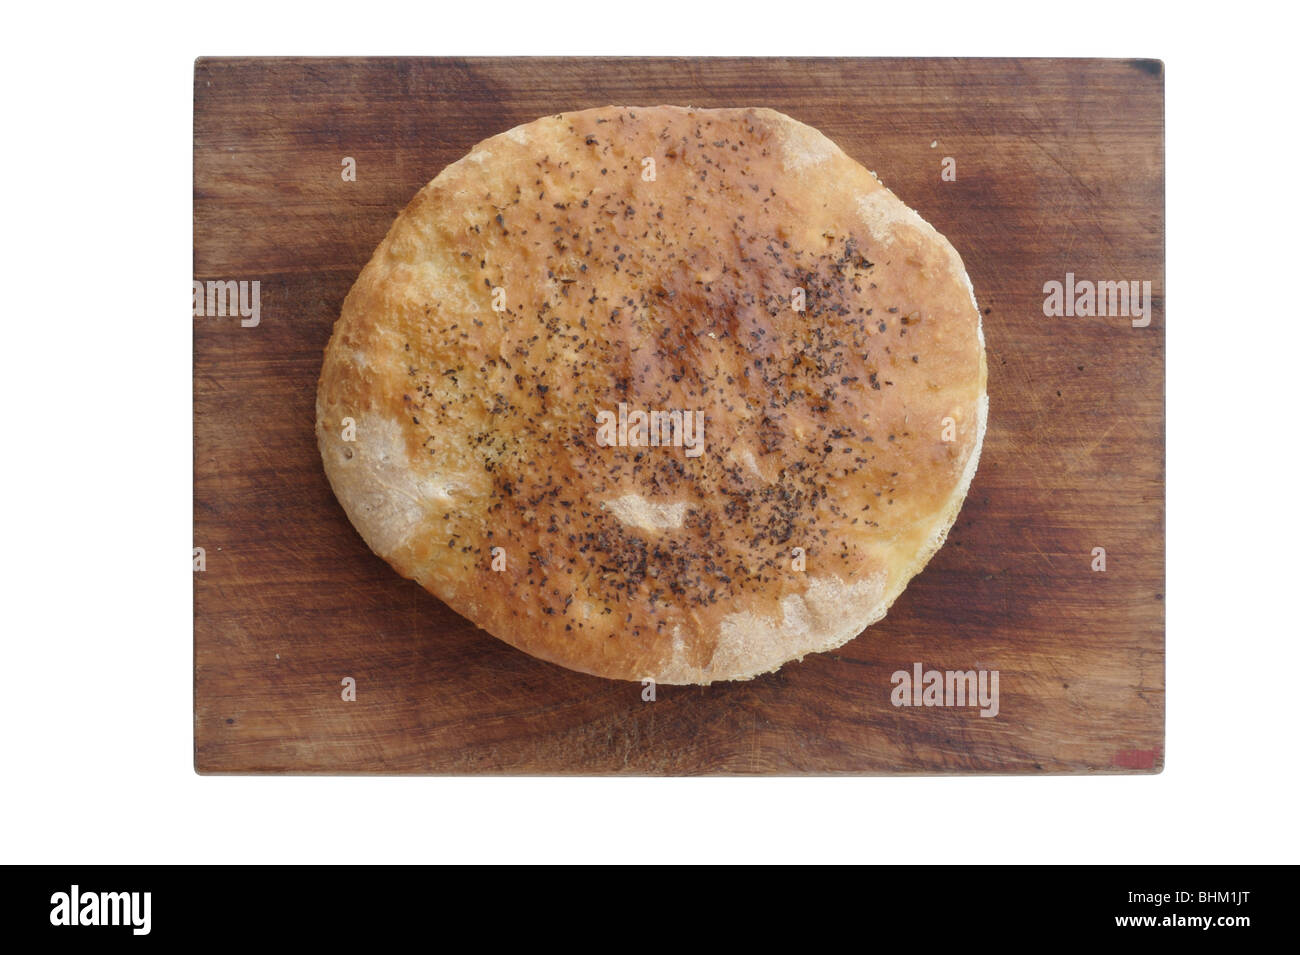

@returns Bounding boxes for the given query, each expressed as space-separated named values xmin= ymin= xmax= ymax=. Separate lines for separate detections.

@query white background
xmin=1 ymin=1 xmax=1295 ymax=864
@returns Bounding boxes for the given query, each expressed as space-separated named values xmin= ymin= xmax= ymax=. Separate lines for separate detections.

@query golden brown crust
xmin=317 ymin=105 xmax=987 ymax=684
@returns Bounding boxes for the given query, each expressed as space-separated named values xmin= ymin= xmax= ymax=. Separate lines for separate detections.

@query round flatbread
xmin=317 ymin=105 xmax=987 ymax=684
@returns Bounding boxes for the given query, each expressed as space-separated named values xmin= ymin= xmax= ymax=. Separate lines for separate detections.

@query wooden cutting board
xmin=193 ymin=57 xmax=1164 ymax=774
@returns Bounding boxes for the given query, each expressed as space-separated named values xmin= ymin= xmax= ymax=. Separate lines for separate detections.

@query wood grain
xmin=194 ymin=57 xmax=1164 ymax=774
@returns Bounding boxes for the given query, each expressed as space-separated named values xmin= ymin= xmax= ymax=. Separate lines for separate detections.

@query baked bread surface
xmin=317 ymin=105 xmax=987 ymax=684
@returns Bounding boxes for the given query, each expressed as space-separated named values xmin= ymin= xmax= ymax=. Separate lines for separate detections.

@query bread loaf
xmin=317 ymin=105 xmax=987 ymax=684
